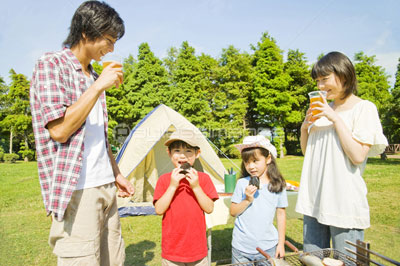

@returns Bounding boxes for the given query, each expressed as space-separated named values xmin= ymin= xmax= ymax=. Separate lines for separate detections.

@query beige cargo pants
xmin=49 ymin=183 xmax=125 ymax=266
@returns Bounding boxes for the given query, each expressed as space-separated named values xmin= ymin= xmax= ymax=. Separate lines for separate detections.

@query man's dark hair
xmin=311 ymin=51 xmax=357 ymax=99
xmin=63 ymin=1 xmax=125 ymax=48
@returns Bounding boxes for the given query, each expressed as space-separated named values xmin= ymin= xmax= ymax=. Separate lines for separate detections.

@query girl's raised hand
xmin=245 ymin=185 xmax=257 ymax=202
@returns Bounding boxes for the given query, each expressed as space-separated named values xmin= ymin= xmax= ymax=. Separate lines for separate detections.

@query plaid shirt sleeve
xmin=35 ymin=57 xmax=70 ymax=126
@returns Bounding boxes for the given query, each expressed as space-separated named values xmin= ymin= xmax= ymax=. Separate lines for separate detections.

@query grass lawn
xmin=0 ymin=156 xmax=399 ymax=265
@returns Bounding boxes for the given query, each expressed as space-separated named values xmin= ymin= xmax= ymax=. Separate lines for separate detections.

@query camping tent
xmin=116 ymin=104 xmax=226 ymax=216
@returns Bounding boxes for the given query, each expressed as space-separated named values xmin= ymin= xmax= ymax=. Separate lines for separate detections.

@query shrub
xmin=4 ymin=153 xmax=19 ymax=163
xmin=18 ymin=148 xmax=35 ymax=161
xmin=0 ymin=151 xmax=4 ymax=162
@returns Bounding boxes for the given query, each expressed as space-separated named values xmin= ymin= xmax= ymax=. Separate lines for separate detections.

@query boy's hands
xmin=185 ymin=168 xmax=199 ymax=189
xmin=170 ymin=167 xmax=200 ymax=190
xmin=170 ymin=167 xmax=186 ymax=189
xmin=245 ymin=185 xmax=257 ymax=202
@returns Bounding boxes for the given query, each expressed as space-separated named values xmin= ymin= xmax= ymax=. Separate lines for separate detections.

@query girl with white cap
xmin=230 ymin=135 xmax=288 ymax=263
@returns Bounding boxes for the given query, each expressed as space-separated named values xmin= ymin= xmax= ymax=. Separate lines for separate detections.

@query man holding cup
xmin=30 ymin=1 xmax=134 ymax=265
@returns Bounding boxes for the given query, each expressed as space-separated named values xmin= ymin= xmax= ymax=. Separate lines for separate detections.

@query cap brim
xmin=234 ymin=143 xmax=255 ymax=152
xmin=164 ymin=138 xmax=199 ymax=148
xmin=234 ymin=143 xmax=272 ymax=154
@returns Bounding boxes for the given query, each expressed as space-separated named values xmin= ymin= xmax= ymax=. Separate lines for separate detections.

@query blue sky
xmin=1 ymin=0 xmax=399 ymax=85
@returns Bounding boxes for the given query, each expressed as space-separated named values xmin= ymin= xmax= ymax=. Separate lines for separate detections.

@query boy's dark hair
xmin=63 ymin=1 xmax=125 ymax=48
xmin=167 ymin=140 xmax=200 ymax=152
xmin=311 ymin=51 xmax=357 ymax=100
xmin=240 ymin=147 xmax=286 ymax=193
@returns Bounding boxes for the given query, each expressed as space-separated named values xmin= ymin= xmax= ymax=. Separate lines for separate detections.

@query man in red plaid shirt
xmin=30 ymin=1 xmax=134 ymax=265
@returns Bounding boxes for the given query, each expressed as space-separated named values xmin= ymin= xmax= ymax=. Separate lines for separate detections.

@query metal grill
xmin=217 ymin=248 xmax=359 ymax=266
xmin=283 ymin=249 xmax=359 ymax=266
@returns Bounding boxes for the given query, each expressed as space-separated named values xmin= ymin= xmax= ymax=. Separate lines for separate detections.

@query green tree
xmin=164 ymin=47 xmax=178 ymax=81
xmin=125 ymin=43 xmax=170 ymax=123
xmin=198 ymin=52 xmax=219 ymax=126
xmin=283 ymin=49 xmax=314 ymax=154
xmin=249 ymin=32 xmax=293 ymax=157
xmin=168 ymin=41 xmax=211 ymax=128
xmin=0 ymin=76 xmax=10 ymax=153
xmin=354 ymin=52 xmax=391 ymax=114
xmin=250 ymin=33 xmax=293 ymax=128
xmin=0 ymin=70 xmax=33 ymax=161
xmin=210 ymin=46 xmax=252 ymax=157
xmin=384 ymin=58 xmax=400 ymax=143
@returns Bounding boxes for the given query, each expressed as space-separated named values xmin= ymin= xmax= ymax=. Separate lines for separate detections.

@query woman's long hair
xmin=240 ymin=147 xmax=286 ymax=193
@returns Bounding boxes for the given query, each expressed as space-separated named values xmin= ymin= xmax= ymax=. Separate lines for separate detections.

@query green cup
xmin=224 ymin=173 xmax=237 ymax=193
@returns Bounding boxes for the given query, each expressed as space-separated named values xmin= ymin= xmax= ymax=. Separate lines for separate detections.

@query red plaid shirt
xmin=30 ymin=48 xmax=109 ymax=221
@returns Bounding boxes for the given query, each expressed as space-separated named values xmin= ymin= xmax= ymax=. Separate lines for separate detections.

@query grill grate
xmin=217 ymin=248 xmax=360 ymax=266
xmin=283 ymin=249 xmax=360 ymax=266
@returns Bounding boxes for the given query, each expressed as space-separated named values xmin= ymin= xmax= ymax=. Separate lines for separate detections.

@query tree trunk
xmin=24 ymin=136 xmax=29 ymax=162
xmin=280 ymin=141 xmax=284 ymax=158
xmin=9 ymin=129 xmax=13 ymax=154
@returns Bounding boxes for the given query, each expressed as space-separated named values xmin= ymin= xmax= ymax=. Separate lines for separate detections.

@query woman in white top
xmin=295 ymin=51 xmax=388 ymax=256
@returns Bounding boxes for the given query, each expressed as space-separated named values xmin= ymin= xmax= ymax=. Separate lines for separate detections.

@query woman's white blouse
xmin=295 ymin=100 xmax=388 ymax=229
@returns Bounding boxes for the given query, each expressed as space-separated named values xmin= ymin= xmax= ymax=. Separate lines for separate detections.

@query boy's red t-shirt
xmin=153 ymin=171 xmax=219 ymax=262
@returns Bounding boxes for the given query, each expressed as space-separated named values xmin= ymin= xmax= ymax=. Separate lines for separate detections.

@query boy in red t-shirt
xmin=153 ymin=129 xmax=219 ymax=265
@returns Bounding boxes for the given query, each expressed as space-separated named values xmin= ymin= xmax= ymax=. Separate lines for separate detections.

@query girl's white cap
xmin=234 ymin=135 xmax=277 ymax=158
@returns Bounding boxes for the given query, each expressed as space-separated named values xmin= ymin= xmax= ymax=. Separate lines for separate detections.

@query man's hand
xmin=115 ymin=174 xmax=134 ymax=197
xmin=95 ymin=62 xmax=123 ymax=91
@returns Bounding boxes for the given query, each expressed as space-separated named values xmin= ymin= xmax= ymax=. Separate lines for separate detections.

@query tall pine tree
xmin=250 ymin=32 xmax=293 ymax=156
xmin=384 ymin=58 xmax=400 ymax=143
xmin=125 ymin=43 xmax=170 ymax=124
xmin=211 ymin=46 xmax=252 ymax=156
xmin=354 ymin=52 xmax=391 ymax=114
xmin=168 ymin=41 xmax=210 ymax=128
xmin=250 ymin=33 xmax=293 ymax=128
xmin=283 ymin=49 xmax=314 ymax=154
xmin=0 ymin=76 xmax=9 ymax=153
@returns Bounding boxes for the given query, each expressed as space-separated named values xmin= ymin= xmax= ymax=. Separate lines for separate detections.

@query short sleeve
xmin=231 ymin=178 xmax=247 ymax=204
xmin=352 ymin=101 xmax=388 ymax=157
xmin=277 ymin=189 xmax=288 ymax=208
xmin=199 ymin=172 xmax=219 ymax=201
xmin=33 ymin=57 xmax=70 ymax=127
xmin=153 ymin=173 xmax=170 ymax=204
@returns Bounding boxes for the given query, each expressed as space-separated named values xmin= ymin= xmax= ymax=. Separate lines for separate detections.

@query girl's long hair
xmin=240 ymin=147 xmax=286 ymax=193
